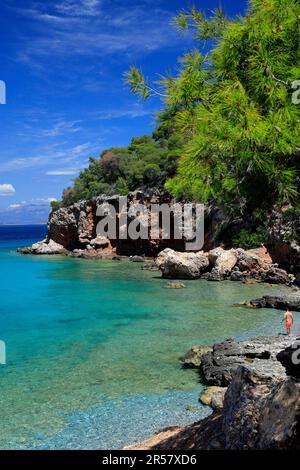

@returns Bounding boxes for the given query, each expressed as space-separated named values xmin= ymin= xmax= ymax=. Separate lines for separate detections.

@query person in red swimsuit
xmin=283 ymin=309 xmax=294 ymax=336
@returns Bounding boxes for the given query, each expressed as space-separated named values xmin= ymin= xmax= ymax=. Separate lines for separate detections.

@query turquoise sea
xmin=0 ymin=225 xmax=296 ymax=449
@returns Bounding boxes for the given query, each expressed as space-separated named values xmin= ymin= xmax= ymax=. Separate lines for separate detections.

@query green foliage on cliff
xmin=59 ymin=0 xmax=300 ymax=222
xmin=232 ymin=225 xmax=269 ymax=249
xmin=60 ymin=133 xmax=183 ymax=206
xmin=127 ymin=0 xmax=300 ymax=213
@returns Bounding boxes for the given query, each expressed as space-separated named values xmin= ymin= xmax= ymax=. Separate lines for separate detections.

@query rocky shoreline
xmin=127 ymin=335 xmax=300 ymax=450
xmin=18 ymin=241 xmax=296 ymax=286
xmin=245 ymin=293 xmax=300 ymax=312
xmin=17 ymin=190 xmax=299 ymax=287
xmin=156 ymin=246 xmax=295 ymax=285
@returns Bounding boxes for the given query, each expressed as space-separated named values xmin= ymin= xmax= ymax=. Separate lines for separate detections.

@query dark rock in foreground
xmin=128 ymin=336 xmax=300 ymax=450
xmin=129 ymin=366 xmax=300 ymax=450
xmin=147 ymin=369 xmax=300 ymax=450
xmin=277 ymin=340 xmax=300 ymax=379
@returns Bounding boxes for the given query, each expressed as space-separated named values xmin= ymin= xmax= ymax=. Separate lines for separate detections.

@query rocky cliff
xmin=18 ymin=191 xmax=300 ymax=284
xmin=45 ymin=190 xmax=186 ymax=256
xmin=267 ymin=208 xmax=300 ymax=282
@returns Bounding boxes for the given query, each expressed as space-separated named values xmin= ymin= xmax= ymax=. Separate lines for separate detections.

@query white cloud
xmin=0 ymin=198 xmax=55 ymax=224
xmin=0 ymin=157 xmax=45 ymax=172
xmin=42 ymin=120 xmax=82 ymax=137
xmin=54 ymin=0 xmax=101 ymax=17
xmin=13 ymin=3 xmax=184 ymax=66
xmin=47 ymin=169 xmax=79 ymax=175
xmin=33 ymin=197 xmax=58 ymax=204
xmin=0 ymin=184 xmax=16 ymax=196
xmin=0 ymin=142 xmax=98 ymax=172
xmin=6 ymin=197 xmax=57 ymax=211
xmin=96 ymin=107 xmax=153 ymax=120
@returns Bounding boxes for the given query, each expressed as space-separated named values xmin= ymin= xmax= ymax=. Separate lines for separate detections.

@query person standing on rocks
xmin=283 ymin=308 xmax=294 ymax=336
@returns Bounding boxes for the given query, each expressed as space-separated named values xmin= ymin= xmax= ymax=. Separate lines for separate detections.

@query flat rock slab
xmin=200 ymin=336 xmax=293 ymax=386
xmin=248 ymin=294 xmax=300 ymax=311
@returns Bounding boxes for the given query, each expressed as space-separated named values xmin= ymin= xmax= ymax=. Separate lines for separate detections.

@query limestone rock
xmin=249 ymin=293 xmax=300 ymax=311
xmin=261 ymin=266 xmax=295 ymax=285
xmin=90 ymin=236 xmax=110 ymax=248
xmin=208 ymin=247 xmax=224 ymax=265
xmin=130 ymin=255 xmax=145 ymax=263
xmin=199 ymin=386 xmax=227 ymax=410
xmin=236 ymin=249 xmax=263 ymax=272
xmin=128 ymin=336 xmax=300 ymax=450
xmin=181 ymin=346 xmax=213 ymax=368
xmin=156 ymin=248 xmax=209 ymax=279
xmin=165 ymin=281 xmax=186 ymax=289
xmin=207 ymin=249 xmax=238 ymax=281
xmin=230 ymin=270 xmax=247 ymax=282
xmin=18 ymin=239 xmax=66 ymax=255
xmin=200 ymin=336 xmax=289 ymax=386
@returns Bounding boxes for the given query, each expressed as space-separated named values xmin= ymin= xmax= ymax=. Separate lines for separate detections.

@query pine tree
xmin=126 ymin=0 xmax=300 ymax=214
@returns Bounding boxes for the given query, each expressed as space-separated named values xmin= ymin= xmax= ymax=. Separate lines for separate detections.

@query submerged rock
xmin=181 ymin=346 xmax=213 ymax=368
xmin=141 ymin=262 xmax=159 ymax=271
xmin=165 ymin=281 xmax=186 ymax=289
xmin=130 ymin=255 xmax=145 ymax=263
xmin=199 ymin=386 xmax=227 ymax=410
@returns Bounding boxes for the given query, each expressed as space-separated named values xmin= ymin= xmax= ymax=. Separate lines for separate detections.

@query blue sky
xmin=0 ymin=0 xmax=246 ymax=223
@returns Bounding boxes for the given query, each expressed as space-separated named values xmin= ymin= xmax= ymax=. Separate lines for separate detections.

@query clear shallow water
xmin=0 ymin=225 xmax=297 ymax=449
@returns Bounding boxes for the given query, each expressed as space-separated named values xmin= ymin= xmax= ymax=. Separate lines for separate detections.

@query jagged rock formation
xmin=127 ymin=336 xmax=300 ymax=450
xmin=199 ymin=386 xmax=227 ymax=410
xmin=267 ymin=208 xmax=300 ymax=283
xmin=155 ymin=247 xmax=294 ymax=284
xmin=17 ymin=239 xmax=66 ymax=255
xmin=156 ymin=249 xmax=209 ymax=279
xmin=199 ymin=336 xmax=289 ymax=386
xmin=21 ymin=190 xmax=187 ymax=257
xmin=17 ymin=192 xmax=299 ymax=285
